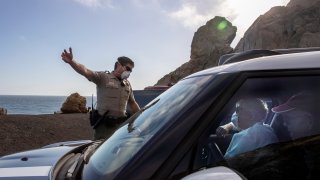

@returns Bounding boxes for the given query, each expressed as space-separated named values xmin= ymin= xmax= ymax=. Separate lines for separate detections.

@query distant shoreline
xmin=0 ymin=95 xmax=96 ymax=115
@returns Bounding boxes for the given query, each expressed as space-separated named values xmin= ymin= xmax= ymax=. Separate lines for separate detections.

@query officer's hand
xmin=216 ymin=126 xmax=228 ymax=137
xmin=61 ymin=47 xmax=73 ymax=63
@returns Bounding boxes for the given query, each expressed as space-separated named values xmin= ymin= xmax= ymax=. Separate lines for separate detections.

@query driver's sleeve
xmin=224 ymin=130 xmax=252 ymax=159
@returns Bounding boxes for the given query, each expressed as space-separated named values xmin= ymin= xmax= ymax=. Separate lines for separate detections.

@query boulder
xmin=0 ymin=108 xmax=7 ymax=115
xmin=156 ymin=16 xmax=236 ymax=85
xmin=60 ymin=93 xmax=88 ymax=113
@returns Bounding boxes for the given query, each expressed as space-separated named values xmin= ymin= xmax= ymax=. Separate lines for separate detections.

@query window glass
xmin=209 ymin=75 xmax=320 ymax=179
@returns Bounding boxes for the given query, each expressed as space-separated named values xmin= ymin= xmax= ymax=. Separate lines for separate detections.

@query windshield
xmin=85 ymin=75 xmax=212 ymax=178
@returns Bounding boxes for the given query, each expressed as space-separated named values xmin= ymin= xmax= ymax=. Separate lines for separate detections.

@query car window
xmin=195 ymin=75 xmax=320 ymax=179
xmin=85 ymin=75 xmax=213 ymax=179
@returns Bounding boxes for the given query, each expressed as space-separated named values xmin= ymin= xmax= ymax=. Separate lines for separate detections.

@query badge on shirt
xmin=107 ymin=81 xmax=119 ymax=88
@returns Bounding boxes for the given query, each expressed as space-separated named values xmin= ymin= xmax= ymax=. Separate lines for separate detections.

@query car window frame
xmin=112 ymin=68 xmax=320 ymax=179
xmin=191 ymin=69 xmax=320 ymax=169
xmin=159 ymin=68 xmax=320 ymax=179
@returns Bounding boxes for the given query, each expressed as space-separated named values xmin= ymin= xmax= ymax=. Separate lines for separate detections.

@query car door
xmin=191 ymin=70 xmax=320 ymax=180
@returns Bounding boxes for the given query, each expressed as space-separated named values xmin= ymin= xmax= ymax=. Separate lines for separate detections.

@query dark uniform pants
xmin=94 ymin=123 xmax=120 ymax=140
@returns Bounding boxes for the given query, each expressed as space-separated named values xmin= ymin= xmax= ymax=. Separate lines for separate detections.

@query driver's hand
xmin=216 ymin=126 xmax=228 ymax=137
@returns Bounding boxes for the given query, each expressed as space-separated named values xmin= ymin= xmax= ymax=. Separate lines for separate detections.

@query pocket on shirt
xmin=104 ymin=83 xmax=120 ymax=98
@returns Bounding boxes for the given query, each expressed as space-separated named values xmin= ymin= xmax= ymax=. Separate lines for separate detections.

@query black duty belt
xmin=90 ymin=109 xmax=128 ymax=129
xmin=103 ymin=116 xmax=128 ymax=127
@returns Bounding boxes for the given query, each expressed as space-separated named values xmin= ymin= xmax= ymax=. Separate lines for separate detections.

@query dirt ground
xmin=0 ymin=113 xmax=94 ymax=156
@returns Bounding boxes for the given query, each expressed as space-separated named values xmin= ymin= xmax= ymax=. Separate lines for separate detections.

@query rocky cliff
xmin=156 ymin=0 xmax=320 ymax=85
xmin=156 ymin=16 xmax=236 ymax=85
xmin=235 ymin=0 xmax=320 ymax=51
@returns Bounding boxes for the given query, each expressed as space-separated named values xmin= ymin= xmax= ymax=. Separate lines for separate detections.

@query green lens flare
xmin=217 ymin=20 xmax=228 ymax=31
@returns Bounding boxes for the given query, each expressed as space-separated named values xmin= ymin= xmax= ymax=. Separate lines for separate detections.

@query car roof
xmin=187 ymin=51 xmax=320 ymax=78
xmin=218 ymin=47 xmax=320 ymax=65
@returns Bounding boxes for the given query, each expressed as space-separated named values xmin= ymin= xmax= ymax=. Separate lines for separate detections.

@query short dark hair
xmin=114 ymin=56 xmax=134 ymax=70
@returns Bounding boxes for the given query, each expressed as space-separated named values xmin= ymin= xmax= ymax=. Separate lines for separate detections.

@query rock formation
xmin=60 ymin=93 xmax=88 ymax=113
xmin=156 ymin=16 xmax=236 ymax=85
xmin=155 ymin=0 xmax=320 ymax=86
xmin=235 ymin=0 xmax=320 ymax=51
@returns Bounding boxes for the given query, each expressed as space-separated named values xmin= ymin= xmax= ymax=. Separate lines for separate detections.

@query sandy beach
xmin=0 ymin=113 xmax=94 ymax=156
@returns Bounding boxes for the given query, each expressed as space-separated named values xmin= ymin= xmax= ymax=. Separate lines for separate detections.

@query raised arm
xmin=61 ymin=47 xmax=95 ymax=79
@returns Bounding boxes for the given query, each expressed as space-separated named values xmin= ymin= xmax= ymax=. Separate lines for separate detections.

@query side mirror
xmin=182 ymin=166 xmax=246 ymax=180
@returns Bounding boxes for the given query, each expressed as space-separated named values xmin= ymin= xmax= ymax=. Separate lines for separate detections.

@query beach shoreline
xmin=0 ymin=113 xmax=94 ymax=156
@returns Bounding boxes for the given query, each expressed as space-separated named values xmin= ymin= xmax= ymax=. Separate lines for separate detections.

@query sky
xmin=0 ymin=0 xmax=290 ymax=96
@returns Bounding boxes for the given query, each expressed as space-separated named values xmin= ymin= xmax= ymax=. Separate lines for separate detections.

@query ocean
xmin=0 ymin=90 xmax=164 ymax=115
xmin=0 ymin=95 xmax=96 ymax=115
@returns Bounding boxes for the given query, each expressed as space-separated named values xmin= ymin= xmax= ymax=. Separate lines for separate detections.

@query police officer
xmin=61 ymin=47 xmax=140 ymax=140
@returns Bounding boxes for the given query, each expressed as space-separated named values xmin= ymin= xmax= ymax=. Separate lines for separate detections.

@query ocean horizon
xmin=0 ymin=95 xmax=96 ymax=115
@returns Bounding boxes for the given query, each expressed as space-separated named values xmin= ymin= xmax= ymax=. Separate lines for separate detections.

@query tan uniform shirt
xmin=87 ymin=71 xmax=134 ymax=117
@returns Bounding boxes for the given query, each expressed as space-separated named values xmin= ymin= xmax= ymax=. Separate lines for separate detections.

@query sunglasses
xmin=123 ymin=65 xmax=132 ymax=72
xmin=118 ymin=62 xmax=132 ymax=72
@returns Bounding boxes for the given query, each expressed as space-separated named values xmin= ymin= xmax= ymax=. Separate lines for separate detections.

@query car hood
xmin=0 ymin=140 xmax=92 ymax=180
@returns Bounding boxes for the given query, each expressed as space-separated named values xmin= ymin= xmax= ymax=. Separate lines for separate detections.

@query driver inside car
xmin=224 ymin=98 xmax=278 ymax=159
